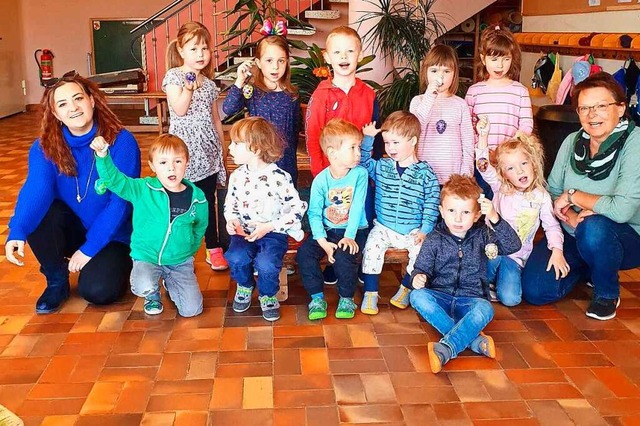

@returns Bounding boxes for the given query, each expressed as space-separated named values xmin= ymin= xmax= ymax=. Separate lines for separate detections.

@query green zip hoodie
xmin=96 ymin=153 xmax=208 ymax=266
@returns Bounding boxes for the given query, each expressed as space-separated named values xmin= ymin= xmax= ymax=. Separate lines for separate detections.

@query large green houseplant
xmin=356 ymin=0 xmax=446 ymax=119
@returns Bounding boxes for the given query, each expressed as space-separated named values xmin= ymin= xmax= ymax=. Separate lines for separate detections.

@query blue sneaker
xmin=259 ymin=295 xmax=280 ymax=322
xmin=308 ymin=297 xmax=328 ymax=321
xmin=233 ymin=286 xmax=253 ymax=313
xmin=336 ymin=297 xmax=357 ymax=319
xmin=143 ymin=298 xmax=164 ymax=315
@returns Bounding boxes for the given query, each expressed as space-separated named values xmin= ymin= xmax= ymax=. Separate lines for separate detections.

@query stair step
xmin=305 ymin=10 xmax=340 ymax=20
xmin=215 ymin=72 xmax=237 ymax=81
xmin=289 ymin=27 xmax=317 ymax=36
xmin=233 ymin=57 xmax=254 ymax=64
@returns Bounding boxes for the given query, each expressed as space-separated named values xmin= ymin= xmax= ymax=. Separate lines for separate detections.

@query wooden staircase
xmin=139 ymin=0 xmax=348 ymax=93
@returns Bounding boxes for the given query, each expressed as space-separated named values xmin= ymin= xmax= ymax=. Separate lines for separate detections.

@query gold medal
xmin=485 ymin=243 xmax=498 ymax=260
xmin=242 ymin=84 xmax=254 ymax=99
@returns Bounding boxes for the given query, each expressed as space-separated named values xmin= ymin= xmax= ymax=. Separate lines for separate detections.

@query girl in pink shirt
xmin=475 ymin=118 xmax=567 ymax=306
xmin=410 ymin=45 xmax=474 ymax=185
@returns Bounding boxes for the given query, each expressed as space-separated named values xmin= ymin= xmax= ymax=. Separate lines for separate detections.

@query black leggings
xmin=27 ymin=200 xmax=131 ymax=305
xmin=194 ymin=173 xmax=219 ymax=249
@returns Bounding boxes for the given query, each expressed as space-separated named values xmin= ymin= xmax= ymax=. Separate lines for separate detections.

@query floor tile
xmin=2 ymin=111 xmax=640 ymax=423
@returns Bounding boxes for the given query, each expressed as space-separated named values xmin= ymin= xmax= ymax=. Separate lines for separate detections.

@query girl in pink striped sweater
xmin=465 ymin=26 xmax=533 ymax=197
xmin=410 ymin=45 xmax=475 ymax=185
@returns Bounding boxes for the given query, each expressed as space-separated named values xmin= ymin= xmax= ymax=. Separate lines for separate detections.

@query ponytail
xmin=166 ymin=22 xmax=215 ymax=79
xmin=166 ymin=39 xmax=183 ymax=70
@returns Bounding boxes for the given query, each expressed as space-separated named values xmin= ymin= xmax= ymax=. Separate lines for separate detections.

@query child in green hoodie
xmin=91 ymin=134 xmax=207 ymax=317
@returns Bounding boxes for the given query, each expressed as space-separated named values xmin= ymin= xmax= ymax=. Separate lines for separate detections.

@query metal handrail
xmin=129 ymin=0 xmax=199 ymax=35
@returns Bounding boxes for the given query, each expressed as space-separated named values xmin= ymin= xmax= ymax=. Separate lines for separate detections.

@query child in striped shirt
xmin=410 ymin=45 xmax=475 ymax=185
xmin=359 ymin=112 xmax=441 ymax=314
xmin=465 ymin=26 xmax=533 ymax=197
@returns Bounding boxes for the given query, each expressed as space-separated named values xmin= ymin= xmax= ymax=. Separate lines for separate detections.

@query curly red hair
xmin=40 ymin=74 xmax=123 ymax=176
xmin=230 ymin=117 xmax=284 ymax=163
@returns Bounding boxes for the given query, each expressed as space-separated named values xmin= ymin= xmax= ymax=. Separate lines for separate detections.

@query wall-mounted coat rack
xmin=515 ymin=32 xmax=640 ymax=61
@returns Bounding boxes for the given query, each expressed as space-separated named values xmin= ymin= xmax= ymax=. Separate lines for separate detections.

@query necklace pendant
xmin=77 ymin=194 xmax=82 ymax=203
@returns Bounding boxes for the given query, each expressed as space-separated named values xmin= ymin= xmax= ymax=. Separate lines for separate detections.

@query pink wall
xmin=19 ymin=0 xmax=497 ymax=105
xmin=20 ymin=0 xmax=166 ymax=105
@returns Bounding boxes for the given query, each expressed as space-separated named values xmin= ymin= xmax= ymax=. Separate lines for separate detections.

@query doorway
xmin=0 ymin=0 xmax=26 ymax=118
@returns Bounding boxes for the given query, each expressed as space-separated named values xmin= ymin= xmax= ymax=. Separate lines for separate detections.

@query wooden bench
xmin=276 ymin=246 xmax=409 ymax=302
xmin=105 ymin=91 xmax=168 ymax=134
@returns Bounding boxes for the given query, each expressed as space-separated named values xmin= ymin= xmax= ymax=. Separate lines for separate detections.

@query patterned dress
xmin=162 ymin=68 xmax=225 ymax=183
xmin=223 ymin=85 xmax=300 ymax=184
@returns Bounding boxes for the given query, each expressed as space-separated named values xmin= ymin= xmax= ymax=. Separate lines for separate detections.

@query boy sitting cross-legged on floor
xmin=296 ymin=118 xmax=369 ymax=320
xmin=359 ymin=111 xmax=440 ymax=314
xmin=409 ymin=175 xmax=521 ymax=373
xmin=91 ymin=134 xmax=207 ymax=317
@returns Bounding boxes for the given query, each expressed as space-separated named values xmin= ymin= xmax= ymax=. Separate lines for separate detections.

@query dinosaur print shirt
xmin=224 ymin=163 xmax=307 ymax=241
xmin=308 ymin=166 xmax=369 ymax=240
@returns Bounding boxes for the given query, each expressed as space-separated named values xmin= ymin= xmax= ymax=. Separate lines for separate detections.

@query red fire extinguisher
xmin=34 ymin=49 xmax=55 ymax=86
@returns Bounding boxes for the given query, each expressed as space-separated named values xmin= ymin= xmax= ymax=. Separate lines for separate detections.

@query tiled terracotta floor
xmin=1 ymin=111 xmax=640 ymax=425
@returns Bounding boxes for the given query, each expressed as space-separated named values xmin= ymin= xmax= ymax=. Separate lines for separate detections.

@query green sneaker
xmin=336 ymin=297 xmax=357 ymax=319
xmin=308 ymin=297 xmax=328 ymax=321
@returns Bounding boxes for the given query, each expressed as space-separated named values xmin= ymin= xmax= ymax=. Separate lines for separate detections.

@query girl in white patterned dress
xmin=163 ymin=21 xmax=228 ymax=270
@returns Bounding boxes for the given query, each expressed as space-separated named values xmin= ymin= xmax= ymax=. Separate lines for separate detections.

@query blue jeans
xmin=225 ymin=232 xmax=288 ymax=297
xmin=297 ymin=228 xmax=368 ymax=298
xmin=487 ymin=255 xmax=523 ymax=306
xmin=131 ymin=258 xmax=203 ymax=317
xmin=410 ymin=289 xmax=494 ymax=357
xmin=522 ymin=215 xmax=640 ymax=304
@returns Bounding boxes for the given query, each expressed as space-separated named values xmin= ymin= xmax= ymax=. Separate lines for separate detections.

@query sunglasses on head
xmin=42 ymin=70 xmax=79 ymax=89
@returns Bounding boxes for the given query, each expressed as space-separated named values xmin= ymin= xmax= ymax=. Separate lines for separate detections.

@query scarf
xmin=571 ymin=120 xmax=634 ymax=181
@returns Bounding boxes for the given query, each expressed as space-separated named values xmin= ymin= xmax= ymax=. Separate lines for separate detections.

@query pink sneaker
xmin=206 ymin=248 xmax=228 ymax=271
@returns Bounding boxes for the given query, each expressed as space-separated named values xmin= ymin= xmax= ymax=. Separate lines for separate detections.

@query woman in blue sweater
xmin=4 ymin=72 xmax=141 ymax=314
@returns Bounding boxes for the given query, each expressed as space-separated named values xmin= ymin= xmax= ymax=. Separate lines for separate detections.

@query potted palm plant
xmin=356 ymin=0 xmax=445 ymax=119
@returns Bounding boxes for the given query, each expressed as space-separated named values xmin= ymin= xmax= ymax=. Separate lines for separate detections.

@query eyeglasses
xmin=42 ymin=70 xmax=79 ymax=89
xmin=576 ymin=102 xmax=619 ymax=117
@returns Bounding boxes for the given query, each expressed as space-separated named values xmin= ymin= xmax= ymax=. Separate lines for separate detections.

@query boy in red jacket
xmin=305 ymin=26 xmax=380 ymax=177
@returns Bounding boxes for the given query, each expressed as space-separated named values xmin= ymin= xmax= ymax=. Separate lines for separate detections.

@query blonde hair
xmin=230 ymin=117 xmax=284 ymax=163
xmin=476 ymin=26 xmax=521 ymax=82
xmin=494 ymin=132 xmax=546 ymax=194
xmin=326 ymin=26 xmax=362 ymax=52
xmin=381 ymin=111 xmax=421 ymax=141
xmin=166 ymin=22 xmax=214 ymax=79
xmin=441 ymin=175 xmax=482 ymax=211
xmin=253 ymin=36 xmax=298 ymax=98
xmin=148 ymin=134 xmax=189 ymax=163
xmin=419 ymin=44 xmax=459 ymax=94
xmin=319 ymin=118 xmax=362 ymax=156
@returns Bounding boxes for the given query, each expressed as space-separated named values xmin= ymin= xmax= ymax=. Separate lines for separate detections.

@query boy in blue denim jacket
xmin=409 ymin=175 xmax=520 ymax=373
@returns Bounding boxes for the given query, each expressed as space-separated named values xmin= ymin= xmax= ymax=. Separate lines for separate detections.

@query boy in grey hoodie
xmin=409 ymin=175 xmax=521 ymax=373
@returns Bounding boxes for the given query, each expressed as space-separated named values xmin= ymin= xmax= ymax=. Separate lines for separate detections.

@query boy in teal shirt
xmin=91 ymin=134 xmax=207 ymax=317
xmin=296 ymin=118 xmax=369 ymax=320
